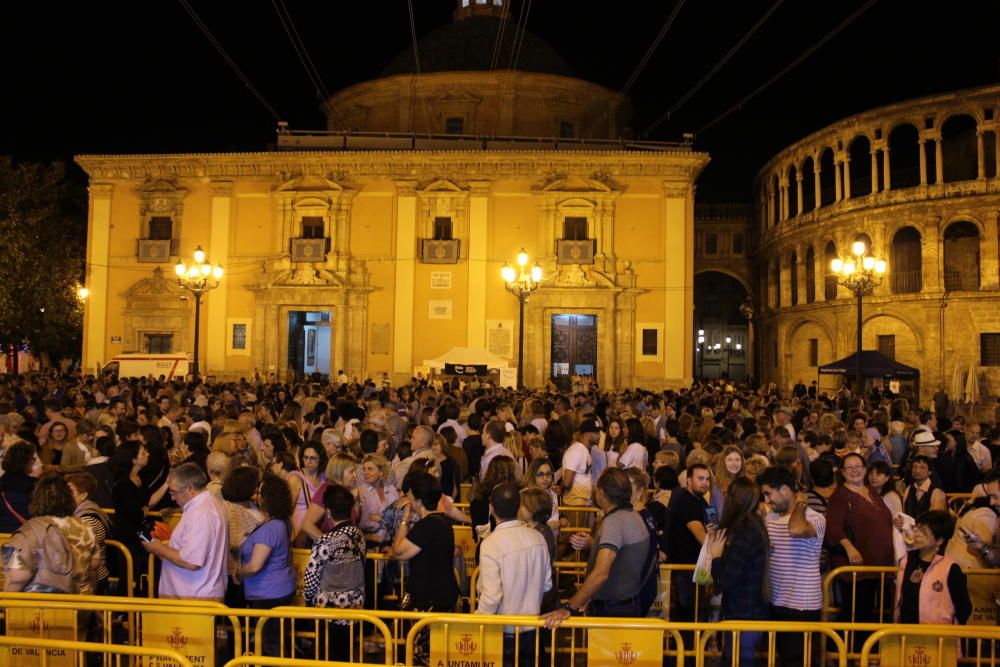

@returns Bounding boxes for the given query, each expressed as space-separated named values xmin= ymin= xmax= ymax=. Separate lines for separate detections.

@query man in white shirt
xmin=757 ymin=466 xmax=826 ymax=667
xmin=476 ymin=482 xmax=551 ymax=666
xmin=436 ymin=402 xmax=468 ymax=445
xmin=144 ymin=463 xmax=228 ymax=601
xmin=561 ymin=422 xmax=594 ymax=507
xmin=479 ymin=421 xmax=513 ymax=480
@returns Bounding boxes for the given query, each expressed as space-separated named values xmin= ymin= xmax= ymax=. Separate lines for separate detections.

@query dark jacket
xmin=0 ymin=472 xmax=35 ymax=533
xmin=711 ymin=520 xmax=770 ymax=620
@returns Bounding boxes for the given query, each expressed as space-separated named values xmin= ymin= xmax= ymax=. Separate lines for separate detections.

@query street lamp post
xmin=724 ymin=335 xmax=732 ymax=377
xmin=501 ymin=248 xmax=542 ymax=390
xmin=830 ymin=240 xmax=887 ymax=395
xmin=175 ymin=246 xmax=223 ymax=383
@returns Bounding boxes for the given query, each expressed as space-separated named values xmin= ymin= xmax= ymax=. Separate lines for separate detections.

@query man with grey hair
xmin=391 ymin=425 xmax=436 ymax=484
xmin=143 ymin=462 xmax=228 ymax=600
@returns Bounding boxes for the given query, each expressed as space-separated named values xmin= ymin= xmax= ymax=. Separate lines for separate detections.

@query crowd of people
xmin=0 ymin=371 xmax=997 ymax=665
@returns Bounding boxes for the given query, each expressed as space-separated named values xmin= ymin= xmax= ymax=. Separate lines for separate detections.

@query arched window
xmin=888 ymin=124 xmax=920 ymax=189
xmin=848 ymin=135 xmax=873 ymax=197
xmin=891 ymin=226 xmax=922 ymax=294
xmin=824 ymin=241 xmax=838 ymax=300
xmin=819 ymin=148 xmax=836 ymax=206
xmin=800 ymin=157 xmax=816 ymax=212
xmin=943 ymin=221 xmax=980 ymax=291
xmin=941 ymin=115 xmax=979 ymax=183
xmin=790 ymin=251 xmax=799 ymax=305
xmin=788 ymin=165 xmax=799 ymax=217
xmin=805 ymin=246 xmax=816 ymax=303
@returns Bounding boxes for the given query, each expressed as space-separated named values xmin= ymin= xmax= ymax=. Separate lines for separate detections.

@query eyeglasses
xmin=168 ymin=485 xmax=186 ymax=496
xmin=536 ymin=471 xmax=554 ymax=478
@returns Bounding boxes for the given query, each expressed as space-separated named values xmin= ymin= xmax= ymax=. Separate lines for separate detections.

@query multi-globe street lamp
xmin=501 ymin=248 xmax=542 ymax=390
xmin=174 ymin=246 xmax=223 ymax=383
xmin=830 ymin=240 xmax=887 ymax=395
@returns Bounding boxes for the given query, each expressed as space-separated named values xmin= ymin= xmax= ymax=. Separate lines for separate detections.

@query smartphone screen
xmin=705 ymin=507 xmax=719 ymax=527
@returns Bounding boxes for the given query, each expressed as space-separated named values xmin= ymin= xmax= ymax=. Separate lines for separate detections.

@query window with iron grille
xmin=981 ymin=334 xmax=1000 ymax=366
xmin=809 ymin=339 xmax=818 ymax=367
xmin=433 ymin=217 xmax=453 ymax=240
xmin=232 ymin=324 xmax=247 ymax=350
xmin=563 ymin=217 xmax=588 ymax=240
xmin=642 ymin=329 xmax=658 ymax=356
xmin=148 ymin=216 xmax=172 ymax=240
xmin=560 ymin=121 xmax=575 ymax=138
xmin=704 ymin=233 xmax=718 ymax=255
xmin=445 ymin=117 xmax=464 ymax=134
xmin=302 ymin=216 xmax=325 ymax=239
xmin=731 ymin=233 xmax=744 ymax=255
xmin=878 ymin=335 xmax=896 ymax=360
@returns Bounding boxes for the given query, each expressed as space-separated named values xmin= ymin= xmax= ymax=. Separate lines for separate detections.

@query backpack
xmin=7 ymin=517 xmax=75 ymax=594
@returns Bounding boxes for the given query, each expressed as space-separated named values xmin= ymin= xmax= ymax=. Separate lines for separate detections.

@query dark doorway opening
xmin=551 ymin=314 xmax=597 ymax=391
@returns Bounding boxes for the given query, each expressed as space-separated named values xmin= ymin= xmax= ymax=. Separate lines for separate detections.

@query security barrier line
xmin=695 ymin=620 xmax=849 ymax=667
xmin=859 ymin=624 xmax=1000 ymax=667
xmin=0 ymin=533 xmax=134 ymax=597
xmin=0 ymin=634 xmax=192 ymax=667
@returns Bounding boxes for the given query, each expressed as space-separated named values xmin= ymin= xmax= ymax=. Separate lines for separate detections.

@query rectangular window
xmin=302 ymin=216 xmax=324 ymax=239
xmin=563 ymin=216 xmax=588 ymax=240
xmin=878 ymin=334 xmax=896 ymax=360
xmin=148 ymin=216 xmax=172 ymax=240
xmin=145 ymin=334 xmax=172 ymax=354
xmin=704 ymin=232 xmax=718 ymax=255
xmin=982 ymin=333 xmax=1000 ymax=366
xmin=433 ymin=216 xmax=453 ymax=240
xmin=642 ymin=329 xmax=658 ymax=356
xmin=731 ymin=232 xmax=744 ymax=255
xmin=559 ymin=121 xmax=575 ymax=138
xmin=445 ymin=117 xmax=465 ymax=134
xmin=232 ymin=324 xmax=247 ymax=351
xmin=809 ymin=338 xmax=818 ymax=367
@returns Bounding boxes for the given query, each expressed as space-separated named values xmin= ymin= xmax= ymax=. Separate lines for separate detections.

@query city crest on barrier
xmin=167 ymin=627 xmax=188 ymax=651
xmin=615 ymin=642 xmax=638 ymax=665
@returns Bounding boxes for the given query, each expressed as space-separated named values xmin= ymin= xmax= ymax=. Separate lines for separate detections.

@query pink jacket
xmin=894 ymin=553 xmax=958 ymax=624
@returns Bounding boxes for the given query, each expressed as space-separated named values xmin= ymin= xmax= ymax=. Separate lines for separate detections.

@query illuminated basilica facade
xmin=77 ymin=1 xmax=707 ymax=389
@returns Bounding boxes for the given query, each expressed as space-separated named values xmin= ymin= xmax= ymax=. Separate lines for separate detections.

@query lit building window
xmin=232 ymin=324 xmax=247 ymax=350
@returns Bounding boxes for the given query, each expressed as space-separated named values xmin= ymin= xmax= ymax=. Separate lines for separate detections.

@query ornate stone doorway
xmin=550 ymin=314 xmax=598 ymax=390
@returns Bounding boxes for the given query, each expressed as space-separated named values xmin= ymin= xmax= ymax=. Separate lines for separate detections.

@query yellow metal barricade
xmin=0 ymin=532 xmax=134 ymax=597
xmin=948 ymin=492 xmax=975 ymax=513
xmin=405 ymin=612 xmax=686 ymax=667
xmin=859 ymin=623 xmax=1000 ymax=667
xmin=0 ymin=635 xmax=193 ymax=667
xmin=697 ymin=620 xmax=849 ymax=667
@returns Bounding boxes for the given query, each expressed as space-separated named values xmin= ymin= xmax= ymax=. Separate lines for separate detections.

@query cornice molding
xmin=75 ymin=150 xmax=709 ymax=183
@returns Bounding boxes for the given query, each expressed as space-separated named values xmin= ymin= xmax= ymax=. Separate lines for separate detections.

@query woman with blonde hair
xmin=300 ymin=453 xmax=359 ymax=543
xmin=358 ymin=453 xmax=398 ymax=545
xmin=503 ymin=430 xmax=527 ymax=479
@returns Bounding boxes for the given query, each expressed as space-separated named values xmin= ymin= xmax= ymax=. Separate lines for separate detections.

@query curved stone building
xmin=752 ymin=83 xmax=1000 ymax=403
xmin=77 ymin=1 xmax=707 ymax=389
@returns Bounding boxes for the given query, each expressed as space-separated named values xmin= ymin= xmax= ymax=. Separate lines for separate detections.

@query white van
xmin=102 ymin=354 xmax=190 ymax=380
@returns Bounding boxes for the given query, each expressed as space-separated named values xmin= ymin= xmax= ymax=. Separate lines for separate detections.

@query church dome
xmin=380 ymin=15 xmax=574 ymax=78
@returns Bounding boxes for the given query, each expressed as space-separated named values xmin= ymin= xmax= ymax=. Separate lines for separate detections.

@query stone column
xmin=981 ymin=211 xmax=1000 ymax=289
xmin=918 ymin=138 xmax=928 ymax=185
xmin=334 ymin=192 xmax=355 ymax=274
xmin=664 ymin=182 xmax=694 ymax=384
xmin=843 ymin=157 xmax=852 ymax=199
xmin=467 ymin=181 xmax=489 ymax=349
xmin=882 ymin=148 xmax=892 ymax=191
xmin=834 ymin=159 xmax=843 ymax=201
xmin=977 ymin=131 xmax=986 ymax=180
xmin=795 ymin=172 xmax=804 ymax=216
xmin=815 ymin=243 xmax=827 ymax=302
xmin=392 ymin=181 xmax=418 ymax=375
xmin=814 ymin=157 xmax=822 ymax=206
xmin=82 ymin=183 xmax=114 ymax=373
xmin=795 ymin=244 xmax=808 ymax=305
xmin=205 ymin=181 xmax=232 ymax=375
xmin=779 ymin=178 xmax=789 ymax=221
xmin=922 ymin=219 xmax=941 ymax=292
xmin=935 ymin=139 xmax=944 ymax=184
xmin=871 ymin=150 xmax=880 ymax=193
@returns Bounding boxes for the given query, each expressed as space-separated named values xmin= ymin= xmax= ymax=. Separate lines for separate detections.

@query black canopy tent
xmin=818 ymin=350 xmax=920 ymax=395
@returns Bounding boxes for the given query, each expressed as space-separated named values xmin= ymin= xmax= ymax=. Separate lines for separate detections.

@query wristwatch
xmin=561 ymin=603 xmax=577 ymax=615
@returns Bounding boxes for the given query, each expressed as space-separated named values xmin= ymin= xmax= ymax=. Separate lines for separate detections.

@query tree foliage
xmin=0 ymin=157 xmax=86 ymax=360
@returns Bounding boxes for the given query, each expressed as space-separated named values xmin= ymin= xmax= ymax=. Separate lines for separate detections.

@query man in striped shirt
xmin=757 ymin=466 xmax=826 ymax=667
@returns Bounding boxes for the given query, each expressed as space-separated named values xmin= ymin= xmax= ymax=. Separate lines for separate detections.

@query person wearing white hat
xmin=902 ymin=448 xmax=948 ymax=519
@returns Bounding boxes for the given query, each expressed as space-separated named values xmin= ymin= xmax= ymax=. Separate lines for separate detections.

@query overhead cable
xmin=645 ymin=0 xmax=785 ymax=134
xmin=271 ymin=0 xmax=346 ymax=128
xmin=508 ymin=0 xmax=534 ymax=72
xmin=697 ymin=0 xmax=879 ymax=135
xmin=585 ymin=0 xmax=686 ymax=137
xmin=407 ymin=0 xmax=422 ymax=74
xmin=489 ymin=0 xmax=514 ymax=72
xmin=177 ymin=0 xmax=281 ymax=119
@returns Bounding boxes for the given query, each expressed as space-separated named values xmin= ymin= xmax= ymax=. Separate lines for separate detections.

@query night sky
xmin=3 ymin=0 xmax=999 ymax=202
